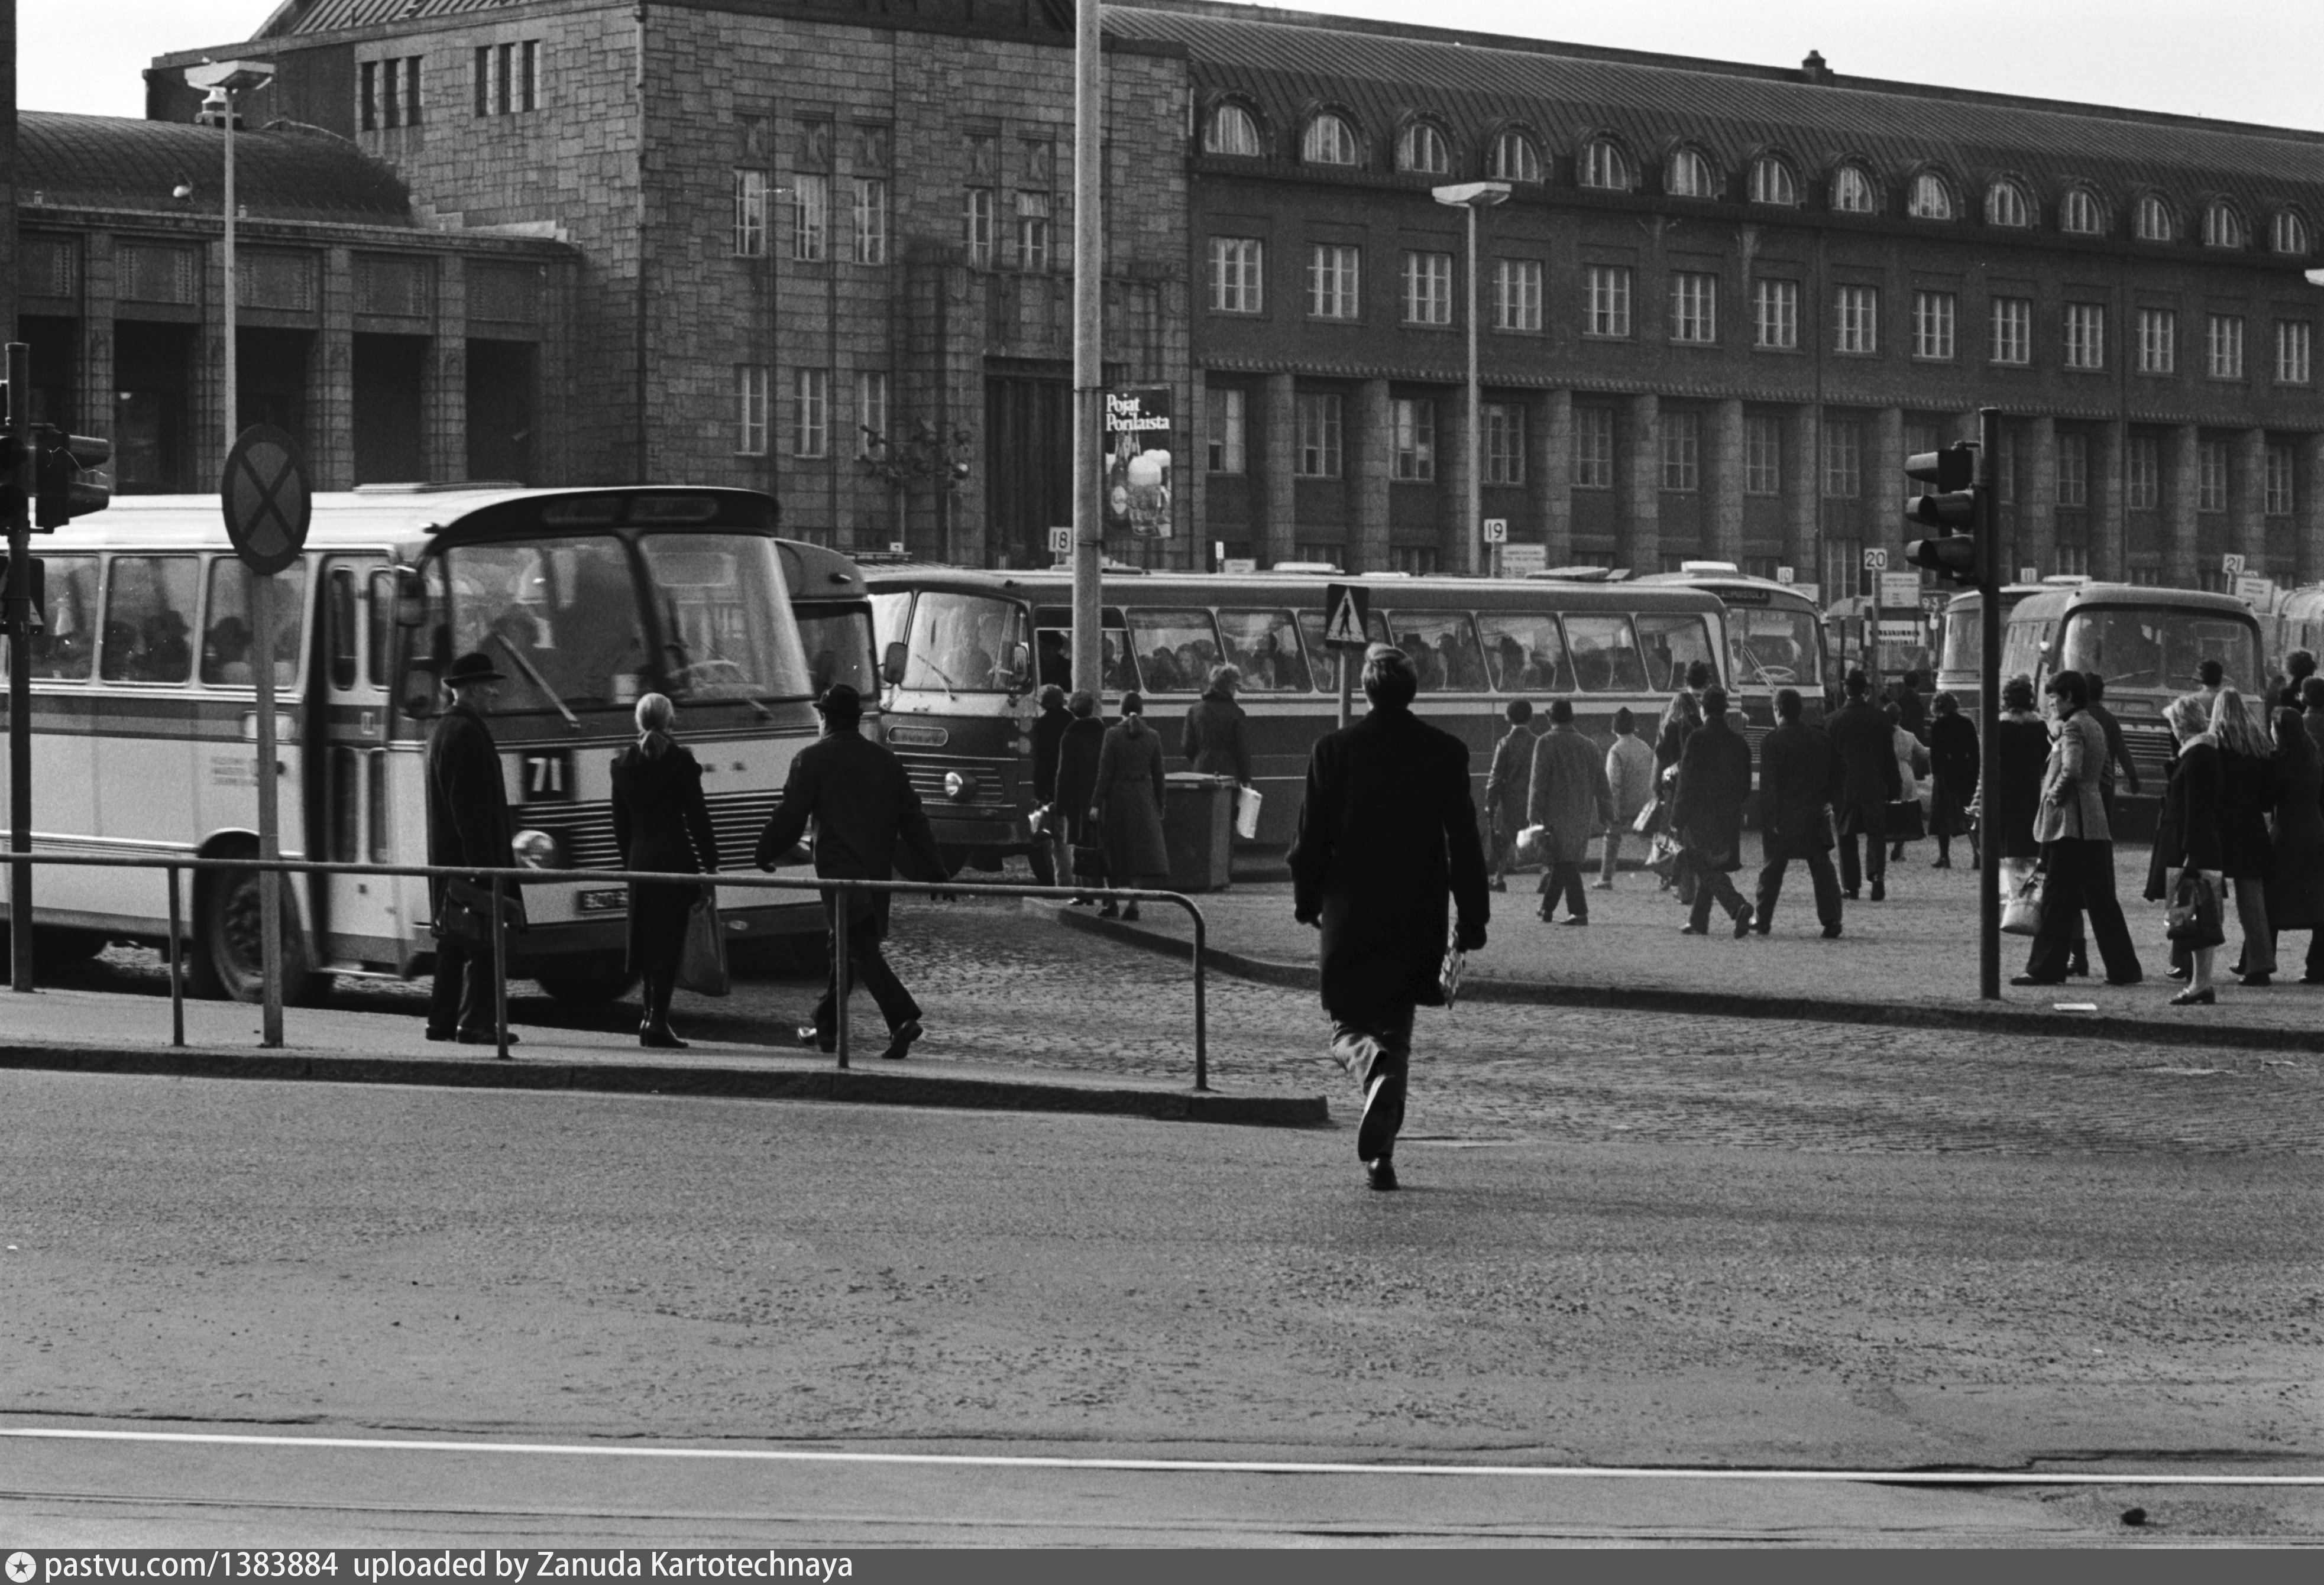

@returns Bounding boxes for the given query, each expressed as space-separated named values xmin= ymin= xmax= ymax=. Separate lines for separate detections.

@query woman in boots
xmin=611 ymin=692 xmax=720 ymax=1047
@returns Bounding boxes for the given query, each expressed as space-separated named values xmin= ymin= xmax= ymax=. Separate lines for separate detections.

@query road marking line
xmin=1 ymin=1428 xmax=2316 ymax=1485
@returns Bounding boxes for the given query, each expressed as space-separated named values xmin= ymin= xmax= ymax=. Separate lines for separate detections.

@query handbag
xmin=1439 ymin=918 xmax=1465 ymax=1009
xmin=1885 ymin=798 xmax=1927 ymax=841
xmin=2000 ymin=859 xmax=2044 ymax=936
xmin=2166 ymin=868 xmax=2226 ymax=948
xmin=1513 ymin=823 xmax=1548 ymax=867
xmin=1646 ymin=830 xmax=1684 ymax=880
xmin=436 ymin=877 xmax=527 ymax=947
xmin=1070 ymin=818 xmax=1108 ymax=883
xmin=676 ymin=886 xmax=731 ymax=997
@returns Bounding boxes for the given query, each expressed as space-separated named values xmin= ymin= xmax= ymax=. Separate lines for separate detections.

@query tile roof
xmin=256 ymin=0 xmax=522 ymax=35
xmin=17 ymin=112 xmax=413 ymax=226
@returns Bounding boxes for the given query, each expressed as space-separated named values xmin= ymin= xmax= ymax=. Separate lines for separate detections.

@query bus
xmin=2257 ymin=584 xmax=2324 ymax=691
xmin=1634 ymin=563 xmax=1828 ymax=753
xmin=779 ymin=538 xmax=882 ymax=709
xmin=0 ymin=485 xmax=827 ymax=1003
xmin=1823 ymin=594 xmax=1937 ymax=687
xmin=1934 ymin=577 xmax=2087 ymax=702
xmin=863 ymin=567 xmax=1727 ymax=865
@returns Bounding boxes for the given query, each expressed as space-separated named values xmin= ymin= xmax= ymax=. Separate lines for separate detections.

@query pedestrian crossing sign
xmin=1321 ymin=582 xmax=1371 ymax=650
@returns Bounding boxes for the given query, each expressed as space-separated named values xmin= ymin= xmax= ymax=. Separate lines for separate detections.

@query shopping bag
xmin=2165 ymin=868 xmax=2225 ymax=948
xmin=2000 ymin=859 xmax=2044 ymax=936
xmin=1513 ymin=824 xmax=1548 ymax=867
xmin=1885 ymin=798 xmax=1927 ymax=841
xmin=1233 ymin=785 xmax=1263 ymax=841
xmin=1646 ymin=831 xmax=1684 ymax=881
xmin=676 ymin=887 xmax=731 ymax=997
xmin=1439 ymin=918 xmax=1465 ymax=1009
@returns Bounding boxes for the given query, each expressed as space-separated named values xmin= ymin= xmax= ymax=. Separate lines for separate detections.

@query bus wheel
xmin=532 ymin=958 xmax=640 ymax=1005
xmin=199 ymin=867 xmax=313 ymax=1006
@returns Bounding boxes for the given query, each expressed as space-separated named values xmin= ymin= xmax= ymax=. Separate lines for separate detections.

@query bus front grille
xmin=526 ymin=790 xmax=784 ymax=872
xmin=900 ymin=757 xmax=1015 ymax=811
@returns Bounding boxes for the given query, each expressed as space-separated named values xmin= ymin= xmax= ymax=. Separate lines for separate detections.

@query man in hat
xmin=426 ymin=651 xmax=519 ymax=1043
xmin=755 ymin=683 xmax=951 ymax=1059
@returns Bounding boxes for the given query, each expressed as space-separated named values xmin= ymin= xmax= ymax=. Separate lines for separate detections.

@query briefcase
xmin=436 ymin=877 xmax=527 ymax=947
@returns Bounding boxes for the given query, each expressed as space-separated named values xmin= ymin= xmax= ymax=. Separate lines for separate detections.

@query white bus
xmin=0 ymin=484 xmax=827 ymax=1003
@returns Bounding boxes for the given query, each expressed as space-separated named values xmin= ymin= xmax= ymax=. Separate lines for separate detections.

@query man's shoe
xmin=1365 ymin=1159 xmax=1399 ymax=1192
xmin=1559 ymin=915 xmax=1588 ymax=927
xmin=1356 ymin=1074 xmax=1405 ymax=1163
xmin=455 ymin=1028 xmax=518 ymax=1046
xmin=1732 ymin=904 xmax=1754 ymax=939
xmin=795 ymin=1023 xmax=837 ymax=1053
xmin=424 ymin=1028 xmax=457 ymax=1042
xmin=640 ymin=1026 xmax=688 ymax=1050
xmin=1821 ymin=923 xmax=1843 ymax=939
xmin=1679 ymin=923 xmax=1708 ymax=935
xmin=1842 ymin=889 xmax=1860 ymax=901
xmin=879 ymin=1018 xmax=923 ymax=1061
xmin=2107 ymin=975 xmax=2143 ymax=987
xmin=1869 ymin=880 xmax=1886 ymax=902
xmin=1489 ymin=879 xmax=1508 ymax=893
xmin=2238 ymin=971 xmax=2273 ymax=987
xmin=1590 ymin=880 xmax=1614 ymax=891
xmin=1537 ymin=905 xmax=1556 ymax=923
xmin=2067 ymin=957 xmax=2090 ymax=978
xmin=2168 ymin=986 xmax=2216 ymax=1006
xmin=2166 ymin=965 xmax=2191 ymax=982
xmin=2302 ymin=973 xmax=2324 ymax=986
xmin=2011 ymin=973 xmax=2065 ymax=987
xmin=1931 ymin=856 xmax=1952 ymax=870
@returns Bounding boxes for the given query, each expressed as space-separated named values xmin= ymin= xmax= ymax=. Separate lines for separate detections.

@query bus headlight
xmin=512 ymin=829 xmax=561 ymax=869
xmin=943 ymin=770 xmax=972 ymax=802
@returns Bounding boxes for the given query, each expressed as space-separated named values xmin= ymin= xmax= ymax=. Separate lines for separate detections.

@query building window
xmin=1580 ymin=139 xmax=1633 ymax=192
xmin=1985 ymin=179 xmax=2030 ymax=228
xmin=2061 ymin=188 xmax=2105 ymax=236
xmin=1749 ymin=155 xmax=1798 ymax=206
xmin=2064 ymin=303 xmax=2106 ymax=370
xmin=2273 ymin=210 xmax=2312 ymax=257
xmin=1666 ymin=148 xmax=1714 ymax=198
xmin=2199 ymin=440 xmax=2229 ymax=513
xmin=1834 ymin=286 xmax=1879 ymax=354
xmin=2055 ymin=543 xmax=2089 ymax=577
xmin=1208 ymin=237 xmax=1263 ymax=313
xmin=2135 ymin=194 xmax=2174 ymax=242
xmin=1908 ymin=171 xmax=1953 ymax=220
xmin=963 ymin=187 xmax=994 ymax=268
xmin=2128 ymin=435 xmax=2160 ymax=510
xmin=1585 ymin=265 xmax=1632 ymax=338
xmin=2057 ymin=433 xmax=2089 ymax=507
xmin=1402 ymin=251 xmax=1454 ymax=325
xmin=1572 ymin=406 xmax=1614 ymax=489
xmin=1015 ymin=192 xmax=1051 ymax=272
xmin=734 ymin=365 xmax=768 ymax=455
xmin=365 ymin=56 xmax=422 ymax=129
xmin=359 ymin=62 xmax=376 ymax=131
xmin=2202 ymin=202 xmax=2245 ymax=249
xmin=1753 ymin=278 xmax=1798 ymax=349
xmin=1484 ymin=403 xmax=1524 ymax=485
xmin=1493 ymin=258 xmax=1542 ymax=332
xmin=1387 ymin=547 xmax=1441 ymax=576
xmin=1396 ymin=122 xmax=1451 ymax=175
xmin=793 ymin=369 xmax=830 ymax=458
xmin=854 ymin=371 xmax=888 ymax=458
xmin=1302 ymin=113 xmax=1359 ymax=167
xmin=1743 ymin=414 xmax=1782 ymax=495
xmin=1661 ymin=410 xmax=1700 ymax=491
xmin=1830 ymin=164 xmax=1876 ymax=214
xmin=1204 ymin=103 xmax=1262 ymax=156
xmin=1294 ymin=393 xmax=1343 ymax=477
xmin=471 ymin=41 xmax=536 ymax=116
xmin=2137 ymin=307 xmax=2176 ymax=374
xmin=2208 ymin=315 xmax=2246 ymax=379
xmin=1391 ymin=398 xmax=1436 ymax=481
xmin=1307 ymin=245 xmax=1361 ymax=319
xmin=1823 ymin=417 xmax=1862 ymax=498
xmin=1490 ymin=130 xmax=1540 ymax=183
xmin=1206 ymin=388 xmax=1246 ymax=474
xmin=1998 ymin=427 xmax=2018 ymax=503
xmin=851 ymin=178 xmax=888 ymax=265
xmin=1822 ymin=539 xmax=1864 ymax=601
xmin=1991 ymin=296 xmax=2032 ymax=365
xmin=1669 ymin=271 xmax=1717 ymax=343
xmin=1912 ymin=291 xmax=1956 ymax=359
xmin=733 ymin=169 xmax=769 ymax=257
xmin=2277 ymin=320 xmax=2313 ymax=384
xmin=792 ymin=172 xmax=829 ymax=262
xmin=2266 ymin=443 xmax=2296 ymax=516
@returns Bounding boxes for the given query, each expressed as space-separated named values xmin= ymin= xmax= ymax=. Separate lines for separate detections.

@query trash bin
xmin=1162 ymin=773 xmax=1235 ymax=893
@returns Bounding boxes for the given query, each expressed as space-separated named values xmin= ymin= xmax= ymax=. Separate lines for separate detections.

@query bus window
xmin=1475 ymin=612 xmax=1571 ymax=692
xmin=1726 ymin=607 xmax=1817 ymax=686
xmin=1216 ymin=608 xmax=1311 ymax=692
xmin=795 ymin=607 xmax=878 ymax=700
xmin=2062 ymin=608 xmax=2258 ymax=692
xmin=14 ymin=555 xmax=98 ymax=680
xmin=446 ymin=536 xmax=649 ymax=709
xmin=1999 ymin=619 xmax=2051 ymax=685
xmin=367 ymin=569 xmax=394 ymax=688
xmin=902 ymin=590 xmax=1024 ymax=693
xmin=640 ymin=535 xmax=811 ymax=703
xmin=1384 ymin=611 xmax=1485 ymax=692
xmin=871 ymin=591 xmax=912 ymax=665
xmin=1636 ymin=611 xmax=1718 ymax=691
xmin=101 ymin=555 xmax=199 ymax=684
xmin=1938 ymin=607 xmax=1980 ymax=678
xmin=1125 ymin=608 xmax=1224 ymax=694
xmin=1562 ymin=613 xmax=1649 ymax=692
xmin=1102 ymin=626 xmax=1138 ymax=695
xmin=201 ymin=559 xmax=310 ymax=688
xmin=1294 ymin=608 xmax=1391 ymax=688
xmin=328 ymin=568 xmax=360 ymax=691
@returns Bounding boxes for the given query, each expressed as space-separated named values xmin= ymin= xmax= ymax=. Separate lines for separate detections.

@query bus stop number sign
xmin=1322 ymin=583 xmax=1371 ymax=650
xmin=221 ymin=424 xmax=313 ymax=576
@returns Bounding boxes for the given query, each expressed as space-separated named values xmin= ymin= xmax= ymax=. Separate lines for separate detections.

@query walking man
xmin=1527 ymin=698 xmax=1613 ymax=925
xmin=1671 ymin=685 xmax=1755 ymax=937
xmin=1598 ymin=707 xmax=1656 ymax=889
xmin=425 ymin=651 xmax=518 ymax=1045
xmin=754 ymin=683 xmax=950 ymax=1059
xmin=2082 ymin=672 xmax=2142 ymax=825
xmin=1828 ymin=668 xmax=1901 ymax=901
xmin=1289 ymin=644 xmax=1490 ymax=1192
xmin=1481 ymin=699 xmax=1538 ymax=891
xmin=1753 ymin=688 xmax=1844 ymax=938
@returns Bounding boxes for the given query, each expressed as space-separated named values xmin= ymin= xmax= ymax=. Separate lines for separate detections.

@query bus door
xmin=314 ymin=556 xmax=399 ymax=968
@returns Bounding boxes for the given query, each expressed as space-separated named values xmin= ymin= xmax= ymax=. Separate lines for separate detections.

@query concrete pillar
xmin=2023 ymin=414 xmax=2057 ymax=580
xmin=77 ymin=234 xmax=116 ymax=443
xmin=424 ymin=257 xmax=467 ymax=484
xmin=1532 ymin=388 xmax=1571 ymax=566
xmin=196 ymin=238 xmax=231 ymax=482
xmin=2092 ymin=420 xmax=2126 ymax=583
xmin=1786 ymin=403 xmax=1819 ymax=588
xmin=1354 ymin=378 xmax=1391 ymax=573
xmin=2301 ymin=434 xmax=2324 ymax=586
xmin=309 ymin=247 xmax=355 ymax=491
xmin=1441 ymin=388 xmax=1477 ymax=575
xmin=1873 ymin=407 xmax=1904 ymax=579
xmin=2167 ymin=424 xmax=2202 ymax=588
xmin=1709 ymin=397 xmax=1745 ymax=565
xmin=2235 ymin=427 xmax=2270 ymax=577
xmin=1621 ymin=392 xmax=1659 ymax=573
xmin=1185 ymin=377 xmax=1208 ymax=560
xmin=1261 ymin=372 xmax=1296 ymax=569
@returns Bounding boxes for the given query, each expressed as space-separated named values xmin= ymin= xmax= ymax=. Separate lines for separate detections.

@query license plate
xmin=576 ymin=889 xmax=627 ymax=914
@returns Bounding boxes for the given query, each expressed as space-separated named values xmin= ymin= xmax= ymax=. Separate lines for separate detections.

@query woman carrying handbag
xmin=610 ymin=693 xmax=721 ymax=1047
xmin=1051 ymin=689 xmax=1109 ymax=905
xmin=2149 ymin=692 xmax=2227 ymax=1006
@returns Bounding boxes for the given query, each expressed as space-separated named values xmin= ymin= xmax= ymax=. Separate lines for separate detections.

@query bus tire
xmin=532 ymin=958 xmax=639 ymax=1005
xmin=198 ymin=866 xmax=314 ymax=1006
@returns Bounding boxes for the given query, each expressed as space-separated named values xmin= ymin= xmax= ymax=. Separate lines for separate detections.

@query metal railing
xmin=2 ymin=853 xmax=1212 ymax=1088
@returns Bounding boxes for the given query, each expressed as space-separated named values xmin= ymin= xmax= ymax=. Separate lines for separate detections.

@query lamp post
xmin=185 ymin=61 xmax=274 ymax=471
xmin=1432 ymin=180 xmax=1511 ymax=576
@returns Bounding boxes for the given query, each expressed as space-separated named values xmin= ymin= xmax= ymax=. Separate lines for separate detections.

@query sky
xmin=20 ymin=0 xmax=2324 ymax=135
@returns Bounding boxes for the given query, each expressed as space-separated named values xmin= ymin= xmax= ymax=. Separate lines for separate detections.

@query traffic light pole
xmin=6 ymin=343 xmax=32 ymax=994
xmin=1976 ymin=406 xmax=2002 ymax=1001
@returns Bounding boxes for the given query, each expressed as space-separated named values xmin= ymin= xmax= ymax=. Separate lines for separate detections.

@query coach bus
xmin=779 ymin=537 xmax=882 ymax=709
xmin=2258 ymin=584 xmax=2324 ymax=688
xmin=1933 ymin=577 xmax=2086 ymax=701
xmin=0 ymin=485 xmax=826 ymax=1003
xmin=1633 ymin=563 xmax=1827 ymax=753
xmin=862 ymin=567 xmax=1726 ymax=866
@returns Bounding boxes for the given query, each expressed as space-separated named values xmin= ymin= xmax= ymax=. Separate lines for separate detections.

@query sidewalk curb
xmin=0 ymin=1042 xmax=1330 ymax=1129
xmin=1052 ymin=906 xmax=2324 ymax=1056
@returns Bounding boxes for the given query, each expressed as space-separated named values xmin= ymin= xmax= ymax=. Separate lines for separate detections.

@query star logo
xmin=7 ymin=1552 xmax=38 ymax=1584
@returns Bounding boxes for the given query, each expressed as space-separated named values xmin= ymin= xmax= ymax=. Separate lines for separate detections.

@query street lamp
xmin=1432 ymin=180 xmax=1511 ymax=576
xmin=183 ymin=59 xmax=274 ymax=470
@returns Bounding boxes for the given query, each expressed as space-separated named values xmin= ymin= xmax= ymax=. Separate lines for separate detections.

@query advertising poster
xmin=1103 ymin=387 xmax=1173 ymax=537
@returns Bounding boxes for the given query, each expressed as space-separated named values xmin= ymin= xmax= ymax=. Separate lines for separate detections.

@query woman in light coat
xmin=1885 ymin=701 xmax=1923 ymax=863
xmin=1093 ymin=690 xmax=1170 ymax=920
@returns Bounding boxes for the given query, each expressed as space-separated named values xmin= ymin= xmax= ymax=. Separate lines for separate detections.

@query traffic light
xmin=33 ymin=429 xmax=112 ymax=527
xmin=1904 ymin=442 xmax=1979 ymax=586
xmin=0 ymin=553 xmax=46 ymax=627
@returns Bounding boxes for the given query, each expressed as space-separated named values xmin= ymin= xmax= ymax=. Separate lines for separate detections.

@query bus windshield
xmin=1728 ymin=607 xmax=1818 ymax=686
xmin=2061 ymin=607 xmax=2260 ymax=692
xmin=638 ymin=534 xmax=810 ymax=703
xmin=903 ymin=591 xmax=1025 ymax=693
xmin=1940 ymin=608 xmax=1979 ymax=676
xmin=796 ymin=605 xmax=878 ymax=700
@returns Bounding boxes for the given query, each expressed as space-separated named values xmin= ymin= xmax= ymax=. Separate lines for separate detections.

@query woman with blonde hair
xmin=610 ymin=691 xmax=720 ymax=1046
xmin=2147 ymin=692 xmax=2226 ymax=1004
xmin=2210 ymin=688 xmax=2278 ymax=983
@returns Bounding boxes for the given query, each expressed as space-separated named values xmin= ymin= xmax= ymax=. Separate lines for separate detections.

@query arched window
xmin=1985 ymin=179 xmax=2030 ymax=228
xmin=1396 ymin=121 xmax=1451 ymax=175
xmin=1579 ymin=138 xmax=1633 ymax=192
xmin=1829 ymin=163 xmax=1876 ymax=214
xmin=1748 ymin=155 xmax=1798 ymax=206
xmin=2274 ymin=209 xmax=2313 ymax=257
xmin=1666 ymin=148 xmax=1714 ymax=199
xmin=1908 ymin=171 xmax=1954 ymax=220
xmin=2060 ymin=187 xmax=2105 ymax=236
xmin=2203 ymin=200 xmax=2245 ymax=249
xmin=2135 ymin=193 xmax=2174 ymax=242
xmin=1488 ymin=129 xmax=1540 ymax=183
xmin=1203 ymin=103 xmax=1262 ymax=157
xmin=1302 ymin=112 xmax=1359 ymax=167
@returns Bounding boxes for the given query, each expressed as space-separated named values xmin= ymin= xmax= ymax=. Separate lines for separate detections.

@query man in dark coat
xmin=1888 ymin=671 xmax=1928 ymax=743
xmin=1670 ymin=685 xmax=1755 ymax=937
xmin=1827 ymin=668 xmax=1901 ymax=902
xmin=1289 ymin=644 xmax=1489 ymax=1192
xmin=1027 ymin=684 xmax=1071 ymax=886
xmin=755 ymin=683 xmax=950 ymax=1060
xmin=1753 ymin=687 xmax=1845 ymax=938
xmin=2279 ymin=650 xmax=2316 ymax=715
xmin=2083 ymin=672 xmax=2142 ymax=822
xmin=1481 ymin=699 xmax=1538 ymax=890
xmin=425 ymin=651 xmax=517 ymax=1044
